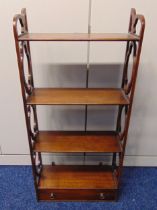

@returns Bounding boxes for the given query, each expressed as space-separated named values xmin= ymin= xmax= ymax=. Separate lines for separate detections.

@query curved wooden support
xmin=13 ymin=8 xmax=40 ymax=198
xmin=122 ymin=11 xmax=145 ymax=96
xmin=32 ymin=152 xmax=42 ymax=185
xmin=18 ymin=42 xmax=33 ymax=95
xmin=27 ymin=105 xmax=38 ymax=142
xmin=116 ymin=105 xmax=128 ymax=141
xmin=125 ymin=42 xmax=137 ymax=95
xmin=122 ymin=42 xmax=133 ymax=90
xmin=130 ymin=9 xmax=145 ymax=37
xmin=117 ymin=8 xmax=145 ymax=186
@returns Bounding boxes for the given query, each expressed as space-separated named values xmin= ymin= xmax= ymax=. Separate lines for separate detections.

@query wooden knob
xmin=99 ymin=193 xmax=105 ymax=200
xmin=50 ymin=193 xmax=55 ymax=200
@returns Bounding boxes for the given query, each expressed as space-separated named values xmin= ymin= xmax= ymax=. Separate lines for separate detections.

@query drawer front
xmin=38 ymin=189 xmax=117 ymax=201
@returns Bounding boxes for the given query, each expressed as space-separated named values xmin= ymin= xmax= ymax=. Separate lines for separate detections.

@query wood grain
xmin=13 ymin=7 xmax=145 ymax=202
xmin=18 ymin=33 xmax=140 ymax=41
xmin=38 ymin=189 xmax=117 ymax=201
xmin=34 ymin=131 xmax=122 ymax=153
xmin=27 ymin=88 xmax=129 ymax=105
xmin=39 ymin=165 xmax=118 ymax=190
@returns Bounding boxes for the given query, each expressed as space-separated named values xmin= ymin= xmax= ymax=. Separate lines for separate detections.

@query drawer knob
xmin=50 ymin=193 xmax=55 ymax=200
xmin=99 ymin=193 xmax=105 ymax=200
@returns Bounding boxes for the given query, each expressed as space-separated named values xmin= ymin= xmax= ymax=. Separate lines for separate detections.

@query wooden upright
xmin=13 ymin=8 xmax=145 ymax=201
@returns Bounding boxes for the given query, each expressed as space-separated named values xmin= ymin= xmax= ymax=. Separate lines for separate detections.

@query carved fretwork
xmin=122 ymin=41 xmax=137 ymax=96
xmin=32 ymin=152 xmax=42 ymax=185
xmin=122 ymin=42 xmax=133 ymax=90
xmin=29 ymin=107 xmax=42 ymax=186
xmin=19 ymin=41 xmax=33 ymax=95
xmin=13 ymin=9 xmax=41 ymax=196
xmin=27 ymin=105 xmax=38 ymax=146
xmin=118 ymin=105 xmax=128 ymax=143
xmin=116 ymin=8 xmax=145 ymax=185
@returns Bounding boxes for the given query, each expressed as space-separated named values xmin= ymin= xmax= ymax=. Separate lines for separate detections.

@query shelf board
xmin=38 ymin=165 xmax=118 ymax=190
xmin=34 ymin=131 xmax=122 ymax=153
xmin=18 ymin=33 xmax=140 ymax=41
xmin=27 ymin=88 xmax=129 ymax=105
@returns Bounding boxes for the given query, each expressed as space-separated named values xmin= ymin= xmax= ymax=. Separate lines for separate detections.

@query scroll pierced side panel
xmin=116 ymin=8 xmax=145 ymax=183
xmin=13 ymin=9 xmax=41 ymax=189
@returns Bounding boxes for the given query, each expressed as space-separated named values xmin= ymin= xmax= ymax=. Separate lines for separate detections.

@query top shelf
xmin=18 ymin=33 xmax=140 ymax=42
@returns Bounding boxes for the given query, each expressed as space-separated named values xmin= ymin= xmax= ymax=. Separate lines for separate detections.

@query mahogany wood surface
xmin=13 ymin=8 xmax=145 ymax=202
xmin=38 ymin=165 xmax=118 ymax=190
xmin=38 ymin=189 xmax=117 ymax=201
xmin=34 ymin=131 xmax=122 ymax=153
xmin=27 ymin=88 xmax=129 ymax=105
xmin=18 ymin=33 xmax=140 ymax=41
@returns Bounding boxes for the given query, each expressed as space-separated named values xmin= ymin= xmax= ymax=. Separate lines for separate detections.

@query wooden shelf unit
xmin=13 ymin=8 xmax=145 ymax=201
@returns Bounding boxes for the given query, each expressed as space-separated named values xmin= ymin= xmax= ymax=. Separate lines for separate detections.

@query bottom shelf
xmin=38 ymin=165 xmax=118 ymax=201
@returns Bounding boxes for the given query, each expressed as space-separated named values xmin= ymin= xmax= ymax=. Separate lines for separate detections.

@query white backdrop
xmin=0 ymin=0 xmax=157 ymax=166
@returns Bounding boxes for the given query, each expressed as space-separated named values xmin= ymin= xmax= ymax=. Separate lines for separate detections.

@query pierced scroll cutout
xmin=117 ymin=105 xmax=128 ymax=142
xmin=32 ymin=152 xmax=42 ymax=184
xmin=27 ymin=105 xmax=42 ymax=185
xmin=13 ymin=9 xmax=41 ymax=190
xmin=122 ymin=41 xmax=137 ymax=95
xmin=122 ymin=8 xmax=145 ymax=99
xmin=13 ymin=10 xmax=33 ymax=96
xmin=27 ymin=105 xmax=38 ymax=147
xmin=19 ymin=42 xmax=33 ymax=95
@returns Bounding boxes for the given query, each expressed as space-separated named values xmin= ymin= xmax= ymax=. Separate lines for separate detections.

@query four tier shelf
xmin=13 ymin=8 xmax=145 ymax=201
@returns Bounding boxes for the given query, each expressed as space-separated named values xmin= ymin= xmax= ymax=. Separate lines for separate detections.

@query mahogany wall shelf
xmin=13 ymin=8 xmax=145 ymax=201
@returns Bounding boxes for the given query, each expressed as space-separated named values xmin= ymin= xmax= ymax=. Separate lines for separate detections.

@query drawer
xmin=38 ymin=189 xmax=117 ymax=201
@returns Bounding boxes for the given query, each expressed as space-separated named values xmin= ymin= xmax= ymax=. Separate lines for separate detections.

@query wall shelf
xmin=13 ymin=8 xmax=145 ymax=201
